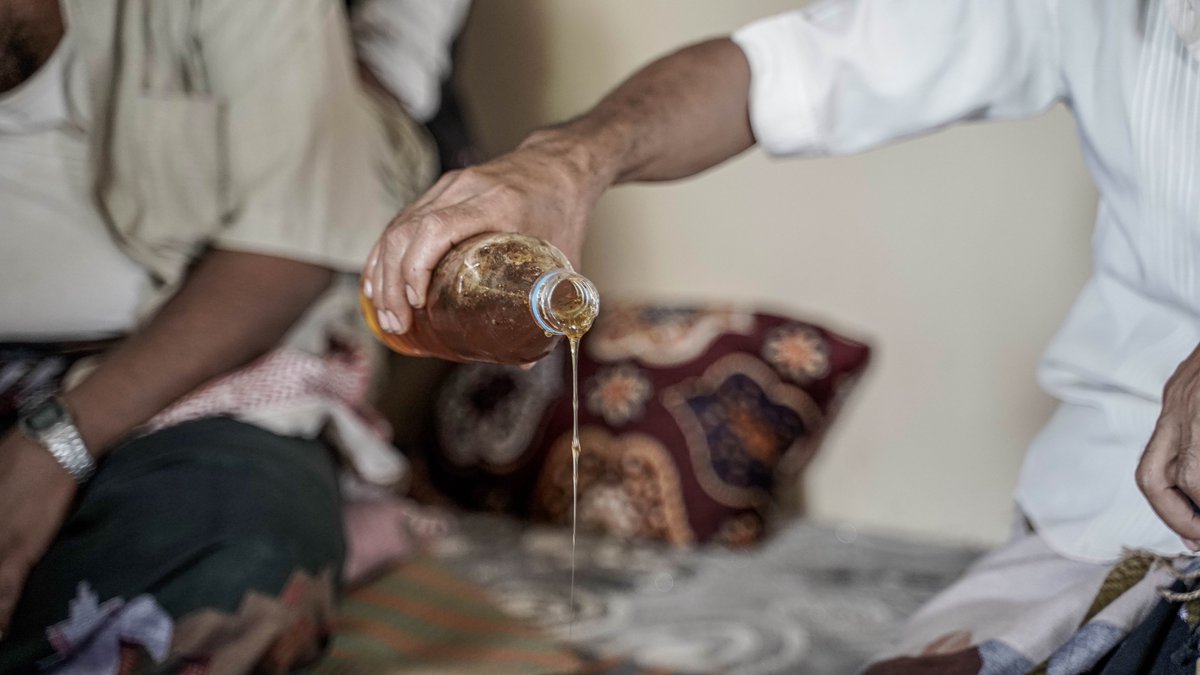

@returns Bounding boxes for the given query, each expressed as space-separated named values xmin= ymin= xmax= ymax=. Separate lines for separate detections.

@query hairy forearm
xmin=535 ymin=38 xmax=754 ymax=199
xmin=61 ymin=249 xmax=332 ymax=454
xmin=362 ymin=38 xmax=755 ymax=328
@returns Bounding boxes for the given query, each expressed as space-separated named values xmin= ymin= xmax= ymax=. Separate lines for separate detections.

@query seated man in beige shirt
xmin=0 ymin=0 xmax=432 ymax=671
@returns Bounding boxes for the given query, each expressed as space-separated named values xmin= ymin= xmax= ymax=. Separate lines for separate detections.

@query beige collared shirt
xmin=63 ymin=0 xmax=434 ymax=301
xmin=54 ymin=0 xmax=435 ymax=486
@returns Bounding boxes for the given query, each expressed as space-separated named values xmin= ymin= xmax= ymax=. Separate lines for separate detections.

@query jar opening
xmin=530 ymin=269 xmax=600 ymax=337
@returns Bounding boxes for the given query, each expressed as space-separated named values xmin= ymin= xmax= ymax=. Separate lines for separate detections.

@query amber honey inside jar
xmin=361 ymin=233 xmax=598 ymax=365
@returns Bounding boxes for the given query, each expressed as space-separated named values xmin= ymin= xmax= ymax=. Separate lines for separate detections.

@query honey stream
xmin=568 ymin=334 xmax=581 ymax=639
xmin=551 ymin=283 xmax=597 ymax=641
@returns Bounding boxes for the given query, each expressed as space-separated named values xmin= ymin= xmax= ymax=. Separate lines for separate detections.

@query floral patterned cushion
xmin=430 ymin=303 xmax=871 ymax=546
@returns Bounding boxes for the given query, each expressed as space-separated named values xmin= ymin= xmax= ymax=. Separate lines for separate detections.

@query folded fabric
xmin=866 ymin=524 xmax=1194 ymax=674
xmin=310 ymin=557 xmax=584 ymax=674
xmin=1167 ymin=0 xmax=1200 ymax=60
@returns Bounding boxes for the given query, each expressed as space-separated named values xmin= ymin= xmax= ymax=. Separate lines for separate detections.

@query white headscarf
xmin=1167 ymin=0 xmax=1200 ymax=60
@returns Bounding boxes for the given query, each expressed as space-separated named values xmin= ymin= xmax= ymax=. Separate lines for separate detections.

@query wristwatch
xmin=18 ymin=396 xmax=96 ymax=484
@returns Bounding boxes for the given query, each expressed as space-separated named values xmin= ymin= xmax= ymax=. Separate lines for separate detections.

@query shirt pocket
xmin=104 ymin=93 xmax=224 ymax=282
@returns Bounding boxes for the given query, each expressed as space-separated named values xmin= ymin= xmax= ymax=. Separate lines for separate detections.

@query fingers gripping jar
xmin=362 ymin=233 xmax=599 ymax=364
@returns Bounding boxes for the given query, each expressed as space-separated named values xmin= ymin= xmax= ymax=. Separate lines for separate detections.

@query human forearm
xmin=61 ymin=249 xmax=332 ymax=455
xmin=0 ymin=250 xmax=331 ymax=633
xmin=363 ymin=38 xmax=754 ymax=332
xmin=543 ymin=38 xmax=754 ymax=190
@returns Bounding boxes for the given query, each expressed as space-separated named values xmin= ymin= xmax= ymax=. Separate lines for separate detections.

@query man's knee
xmin=15 ymin=418 xmax=343 ymax=631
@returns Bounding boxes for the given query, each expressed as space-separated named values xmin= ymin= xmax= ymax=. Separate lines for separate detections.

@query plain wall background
xmin=454 ymin=0 xmax=1098 ymax=546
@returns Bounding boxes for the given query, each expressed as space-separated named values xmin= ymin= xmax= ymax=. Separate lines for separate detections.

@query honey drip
xmin=557 ymin=290 xmax=595 ymax=640
xmin=569 ymin=334 xmax=581 ymax=640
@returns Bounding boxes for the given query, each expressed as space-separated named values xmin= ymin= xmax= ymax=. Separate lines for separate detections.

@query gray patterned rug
xmin=433 ymin=514 xmax=983 ymax=674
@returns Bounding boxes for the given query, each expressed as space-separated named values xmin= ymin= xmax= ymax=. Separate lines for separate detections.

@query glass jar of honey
xmin=361 ymin=233 xmax=599 ymax=364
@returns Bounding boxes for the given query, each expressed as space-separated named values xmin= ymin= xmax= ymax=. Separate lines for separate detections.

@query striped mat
xmin=308 ymin=557 xmax=583 ymax=674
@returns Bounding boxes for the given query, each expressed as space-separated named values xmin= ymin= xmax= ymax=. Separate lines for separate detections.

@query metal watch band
xmin=41 ymin=418 xmax=96 ymax=483
xmin=19 ymin=397 xmax=96 ymax=484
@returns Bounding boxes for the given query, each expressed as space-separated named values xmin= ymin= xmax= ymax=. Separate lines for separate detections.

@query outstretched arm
xmin=365 ymin=0 xmax=1068 ymax=336
xmin=0 ymin=250 xmax=331 ymax=635
xmin=363 ymin=38 xmax=753 ymax=334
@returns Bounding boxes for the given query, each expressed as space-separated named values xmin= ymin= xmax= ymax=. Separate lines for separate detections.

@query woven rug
xmin=432 ymin=514 xmax=983 ymax=675
xmin=312 ymin=514 xmax=981 ymax=674
xmin=308 ymin=557 xmax=583 ymax=674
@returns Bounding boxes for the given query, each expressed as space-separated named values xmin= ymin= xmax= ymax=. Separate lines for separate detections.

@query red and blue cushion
xmin=431 ymin=302 xmax=871 ymax=546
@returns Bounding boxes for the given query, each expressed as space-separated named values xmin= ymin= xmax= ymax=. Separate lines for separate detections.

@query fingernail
xmin=363 ymin=278 xmax=374 ymax=299
xmin=381 ymin=311 xmax=400 ymax=333
xmin=391 ymin=311 xmax=408 ymax=333
xmin=377 ymin=310 xmax=394 ymax=333
xmin=1185 ymin=538 xmax=1200 ymax=552
xmin=406 ymin=285 xmax=421 ymax=308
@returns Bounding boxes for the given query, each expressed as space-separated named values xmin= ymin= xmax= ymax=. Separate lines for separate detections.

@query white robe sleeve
xmin=351 ymin=0 xmax=473 ymax=123
xmin=732 ymin=0 xmax=1065 ymax=157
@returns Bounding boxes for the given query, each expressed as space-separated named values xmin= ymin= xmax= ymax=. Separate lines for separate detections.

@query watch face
xmin=25 ymin=400 xmax=65 ymax=432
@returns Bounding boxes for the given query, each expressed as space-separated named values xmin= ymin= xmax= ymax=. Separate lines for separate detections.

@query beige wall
xmin=455 ymin=1 xmax=1098 ymax=546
